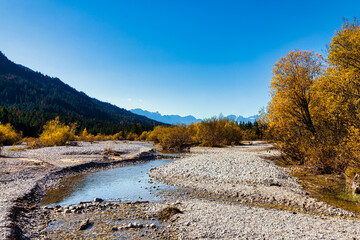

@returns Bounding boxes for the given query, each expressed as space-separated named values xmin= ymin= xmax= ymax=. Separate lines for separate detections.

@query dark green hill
xmin=0 ymin=51 xmax=163 ymax=136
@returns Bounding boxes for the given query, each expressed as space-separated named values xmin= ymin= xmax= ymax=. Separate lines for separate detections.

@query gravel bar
xmin=149 ymin=142 xmax=360 ymax=239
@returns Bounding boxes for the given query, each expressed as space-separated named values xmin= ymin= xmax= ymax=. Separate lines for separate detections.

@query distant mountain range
xmin=0 ymin=51 xmax=162 ymax=136
xmin=130 ymin=108 xmax=258 ymax=125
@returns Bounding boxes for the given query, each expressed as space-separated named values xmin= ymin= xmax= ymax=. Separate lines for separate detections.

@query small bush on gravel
xmin=102 ymin=147 xmax=120 ymax=156
xmin=39 ymin=117 xmax=76 ymax=146
xmin=157 ymin=207 xmax=183 ymax=221
xmin=22 ymin=137 xmax=43 ymax=149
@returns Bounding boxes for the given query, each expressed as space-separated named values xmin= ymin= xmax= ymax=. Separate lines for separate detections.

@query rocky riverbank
xmin=39 ymin=200 xmax=177 ymax=239
xmin=0 ymin=141 xmax=158 ymax=239
xmin=149 ymin=143 xmax=360 ymax=239
xmin=3 ymin=141 xmax=360 ymax=239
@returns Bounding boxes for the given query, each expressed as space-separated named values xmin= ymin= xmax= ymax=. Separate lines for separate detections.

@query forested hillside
xmin=0 ymin=52 xmax=162 ymax=136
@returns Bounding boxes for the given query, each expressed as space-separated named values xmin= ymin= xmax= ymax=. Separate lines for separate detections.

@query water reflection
xmin=42 ymin=159 xmax=176 ymax=206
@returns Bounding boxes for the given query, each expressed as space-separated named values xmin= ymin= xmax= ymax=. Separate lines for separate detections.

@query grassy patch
xmin=7 ymin=146 xmax=26 ymax=151
xmin=291 ymin=168 xmax=360 ymax=215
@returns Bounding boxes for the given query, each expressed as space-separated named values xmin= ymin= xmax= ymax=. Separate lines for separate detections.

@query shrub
xmin=242 ymin=129 xmax=258 ymax=141
xmin=146 ymin=126 xmax=166 ymax=144
xmin=94 ymin=133 xmax=112 ymax=141
xmin=157 ymin=125 xmax=194 ymax=152
xmin=102 ymin=147 xmax=120 ymax=156
xmin=145 ymin=118 xmax=246 ymax=152
xmin=22 ymin=137 xmax=43 ymax=149
xmin=157 ymin=207 xmax=183 ymax=221
xmin=136 ymin=131 xmax=149 ymax=141
xmin=39 ymin=117 xmax=76 ymax=146
xmin=126 ymin=132 xmax=138 ymax=141
xmin=0 ymin=122 xmax=22 ymax=146
xmin=112 ymin=131 xmax=125 ymax=140
xmin=76 ymin=128 xmax=94 ymax=142
xmin=195 ymin=118 xmax=242 ymax=147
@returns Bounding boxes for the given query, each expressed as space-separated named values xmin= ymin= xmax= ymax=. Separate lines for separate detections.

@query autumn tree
xmin=312 ymin=19 xmax=360 ymax=173
xmin=268 ymin=50 xmax=323 ymax=162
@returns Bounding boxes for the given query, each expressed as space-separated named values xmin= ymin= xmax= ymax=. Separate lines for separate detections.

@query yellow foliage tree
xmin=268 ymin=50 xmax=323 ymax=162
xmin=39 ymin=117 xmax=76 ymax=146
xmin=0 ymin=123 xmax=22 ymax=146
xmin=311 ymin=19 xmax=360 ymax=173
xmin=268 ymin=19 xmax=360 ymax=174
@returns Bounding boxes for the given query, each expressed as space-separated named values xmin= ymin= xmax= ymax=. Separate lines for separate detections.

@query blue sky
xmin=1 ymin=0 xmax=359 ymax=118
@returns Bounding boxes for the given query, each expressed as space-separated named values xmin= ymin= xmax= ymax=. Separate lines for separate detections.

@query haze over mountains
xmin=130 ymin=108 xmax=258 ymax=125
xmin=0 ymin=51 xmax=162 ymax=136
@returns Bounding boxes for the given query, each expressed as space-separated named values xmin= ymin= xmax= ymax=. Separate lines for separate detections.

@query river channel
xmin=41 ymin=159 xmax=178 ymax=206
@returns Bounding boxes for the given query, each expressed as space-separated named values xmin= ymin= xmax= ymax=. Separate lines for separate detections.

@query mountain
xmin=130 ymin=108 xmax=258 ymax=125
xmin=235 ymin=115 xmax=259 ymax=123
xmin=0 ymin=51 xmax=162 ymax=136
xmin=130 ymin=108 xmax=201 ymax=125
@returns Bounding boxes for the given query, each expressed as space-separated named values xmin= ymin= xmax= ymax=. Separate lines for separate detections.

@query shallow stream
xmin=41 ymin=159 xmax=177 ymax=206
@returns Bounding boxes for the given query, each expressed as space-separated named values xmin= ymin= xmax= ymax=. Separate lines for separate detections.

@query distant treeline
xmin=138 ymin=117 xmax=263 ymax=152
xmin=0 ymin=105 xmax=153 ymax=137
xmin=0 ymin=115 xmax=262 ymax=153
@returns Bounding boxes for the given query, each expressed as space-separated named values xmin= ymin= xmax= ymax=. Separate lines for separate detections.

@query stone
xmin=93 ymin=198 xmax=104 ymax=203
xmin=78 ymin=218 xmax=91 ymax=230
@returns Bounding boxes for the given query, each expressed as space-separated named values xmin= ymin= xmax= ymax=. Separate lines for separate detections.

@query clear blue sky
xmin=0 ymin=0 xmax=359 ymax=118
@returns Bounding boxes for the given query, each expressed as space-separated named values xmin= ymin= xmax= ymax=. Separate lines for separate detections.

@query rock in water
xmin=78 ymin=218 xmax=91 ymax=230
xmin=93 ymin=198 xmax=104 ymax=203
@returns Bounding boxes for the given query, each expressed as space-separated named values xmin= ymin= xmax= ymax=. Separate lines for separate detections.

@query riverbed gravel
xmin=0 ymin=141 xmax=156 ymax=239
xmin=3 ymin=141 xmax=360 ymax=239
xmin=151 ymin=198 xmax=360 ymax=239
xmin=149 ymin=142 xmax=360 ymax=239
